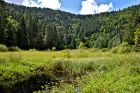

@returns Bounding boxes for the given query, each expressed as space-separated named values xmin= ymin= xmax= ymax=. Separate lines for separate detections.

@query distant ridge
xmin=0 ymin=0 xmax=140 ymax=50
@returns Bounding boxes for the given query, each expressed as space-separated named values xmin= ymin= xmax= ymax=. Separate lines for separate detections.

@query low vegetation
xmin=8 ymin=46 xmax=21 ymax=51
xmin=44 ymin=54 xmax=140 ymax=93
xmin=111 ymin=42 xmax=133 ymax=53
xmin=0 ymin=44 xmax=8 ymax=52
xmin=0 ymin=48 xmax=140 ymax=93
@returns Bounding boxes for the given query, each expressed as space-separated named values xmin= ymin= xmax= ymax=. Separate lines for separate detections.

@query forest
xmin=0 ymin=0 xmax=140 ymax=50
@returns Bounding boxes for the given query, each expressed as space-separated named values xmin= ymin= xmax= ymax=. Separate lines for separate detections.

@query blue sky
xmin=4 ymin=0 xmax=140 ymax=14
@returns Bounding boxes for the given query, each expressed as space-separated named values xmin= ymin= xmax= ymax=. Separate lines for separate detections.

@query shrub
xmin=132 ymin=45 xmax=140 ymax=52
xmin=78 ymin=42 xmax=86 ymax=49
xmin=117 ymin=42 xmax=132 ymax=53
xmin=111 ymin=47 xmax=118 ymax=53
xmin=0 ymin=44 xmax=8 ymax=52
xmin=111 ymin=42 xmax=132 ymax=53
xmin=29 ymin=49 xmax=37 ymax=52
xmin=52 ymin=47 xmax=56 ymax=51
xmin=8 ymin=46 xmax=21 ymax=51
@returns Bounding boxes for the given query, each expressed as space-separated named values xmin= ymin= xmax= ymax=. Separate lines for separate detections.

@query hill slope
xmin=0 ymin=0 xmax=140 ymax=50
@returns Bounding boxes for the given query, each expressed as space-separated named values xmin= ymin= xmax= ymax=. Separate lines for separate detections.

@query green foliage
xmin=75 ymin=69 xmax=140 ymax=93
xmin=39 ymin=50 xmax=140 ymax=93
xmin=111 ymin=47 xmax=118 ymax=53
xmin=108 ymin=35 xmax=121 ymax=48
xmin=52 ymin=47 xmax=56 ymax=51
xmin=29 ymin=49 xmax=38 ymax=52
xmin=5 ymin=16 xmax=19 ymax=46
xmin=118 ymin=43 xmax=132 ymax=53
xmin=111 ymin=42 xmax=132 ymax=53
xmin=0 ymin=1 xmax=140 ymax=50
xmin=134 ymin=24 xmax=140 ymax=45
xmin=8 ymin=46 xmax=21 ymax=51
xmin=44 ymin=24 xmax=58 ymax=49
xmin=78 ymin=42 xmax=85 ymax=49
xmin=0 ymin=44 xmax=8 ymax=52
xmin=6 ymin=16 xmax=19 ymax=32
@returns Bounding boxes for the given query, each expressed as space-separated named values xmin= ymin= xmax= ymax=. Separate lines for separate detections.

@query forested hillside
xmin=0 ymin=0 xmax=140 ymax=50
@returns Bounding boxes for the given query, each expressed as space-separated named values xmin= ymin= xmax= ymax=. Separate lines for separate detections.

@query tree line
xmin=0 ymin=0 xmax=140 ymax=50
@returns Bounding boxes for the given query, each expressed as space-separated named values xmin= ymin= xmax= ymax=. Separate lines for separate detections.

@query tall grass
xmin=111 ymin=42 xmax=133 ymax=53
xmin=0 ymin=49 xmax=139 ymax=92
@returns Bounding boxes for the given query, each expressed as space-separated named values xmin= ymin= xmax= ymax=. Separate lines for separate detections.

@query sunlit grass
xmin=0 ymin=49 xmax=140 ymax=92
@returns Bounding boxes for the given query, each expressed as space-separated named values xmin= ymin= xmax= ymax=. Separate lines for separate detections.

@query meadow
xmin=0 ymin=49 xmax=140 ymax=93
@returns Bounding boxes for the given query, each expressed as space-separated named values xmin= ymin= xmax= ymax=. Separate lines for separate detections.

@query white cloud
xmin=22 ymin=0 xmax=39 ymax=7
xmin=22 ymin=0 xmax=61 ymax=10
xmin=80 ymin=0 xmax=113 ymax=15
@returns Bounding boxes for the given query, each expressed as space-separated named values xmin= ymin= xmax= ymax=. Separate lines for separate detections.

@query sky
xmin=4 ymin=0 xmax=140 ymax=15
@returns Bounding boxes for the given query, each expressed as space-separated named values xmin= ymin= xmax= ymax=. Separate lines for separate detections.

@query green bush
xmin=111 ymin=42 xmax=132 ymax=53
xmin=78 ymin=42 xmax=86 ymax=49
xmin=111 ymin=47 xmax=118 ymax=53
xmin=0 ymin=44 xmax=8 ymax=52
xmin=132 ymin=45 xmax=140 ymax=52
xmin=8 ymin=46 xmax=21 ymax=51
xmin=52 ymin=47 xmax=56 ymax=51
xmin=29 ymin=49 xmax=37 ymax=52
xmin=118 ymin=42 xmax=132 ymax=53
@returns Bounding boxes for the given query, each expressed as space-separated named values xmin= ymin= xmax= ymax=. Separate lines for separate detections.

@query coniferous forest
xmin=0 ymin=0 xmax=140 ymax=50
